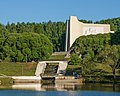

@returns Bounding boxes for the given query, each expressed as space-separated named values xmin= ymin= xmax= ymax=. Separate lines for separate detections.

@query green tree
xmin=0 ymin=33 xmax=53 ymax=62
xmin=97 ymin=45 xmax=120 ymax=80
xmin=69 ymin=53 xmax=81 ymax=65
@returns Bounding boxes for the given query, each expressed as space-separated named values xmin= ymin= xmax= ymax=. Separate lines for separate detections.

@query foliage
xmin=79 ymin=19 xmax=93 ymax=23
xmin=0 ymin=17 xmax=120 ymax=63
xmin=5 ymin=21 xmax=66 ymax=52
xmin=69 ymin=53 xmax=81 ymax=65
xmin=70 ymin=31 xmax=120 ymax=77
xmin=0 ymin=33 xmax=53 ymax=62
xmin=66 ymin=65 xmax=81 ymax=76
xmin=0 ymin=78 xmax=14 ymax=85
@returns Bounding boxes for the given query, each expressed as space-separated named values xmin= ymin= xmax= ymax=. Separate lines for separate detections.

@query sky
xmin=0 ymin=0 xmax=120 ymax=24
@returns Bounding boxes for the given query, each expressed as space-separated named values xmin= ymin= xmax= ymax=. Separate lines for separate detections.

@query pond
xmin=0 ymin=83 xmax=120 ymax=96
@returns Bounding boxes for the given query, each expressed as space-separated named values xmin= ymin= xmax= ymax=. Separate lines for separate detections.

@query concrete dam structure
xmin=34 ymin=61 xmax=83 ymax=84
xmin=35 ymin=61 xmax=68 ymax=77
xmin=35 ymin=61 xmax=68 ymax=83
xmin=12 ymin=61 xmax=68 ymax=83
xmin=65 ymin=16 xmax=114 ymax=51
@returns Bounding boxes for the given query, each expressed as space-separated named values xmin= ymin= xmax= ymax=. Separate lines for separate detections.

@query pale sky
xmin=0 ymin=0 xmax=120 ymax=24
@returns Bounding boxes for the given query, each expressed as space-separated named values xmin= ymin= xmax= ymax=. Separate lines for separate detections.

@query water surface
xmin=0 ymin=83 xmax=120 ymax=96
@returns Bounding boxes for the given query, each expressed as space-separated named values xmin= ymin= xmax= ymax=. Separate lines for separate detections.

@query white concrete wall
xmin=57 ymin=61 xmax=68 ymax=75
xmin=69 ymin=16 xmax=83 ymax=48
xmin=35 ymin=61 xmax=68 ymax=77
xmin=65 ymin=20 xmax=69 ymax=51
xmin=35 ymin=62 xmax=46 ymax=77
xmin=65 ymin=16 xmax=113 ymax=51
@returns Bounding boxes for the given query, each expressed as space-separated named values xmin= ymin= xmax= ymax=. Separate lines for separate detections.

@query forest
xmin=0 ymin=17 xmax=120 ymax=63
xmin=70 ymin=31 xmax=120 ymax=76
xmin=0 ymin=21 xmax=66 ymax=62
xmin=69 ymin=17 xmax=120 ymax=80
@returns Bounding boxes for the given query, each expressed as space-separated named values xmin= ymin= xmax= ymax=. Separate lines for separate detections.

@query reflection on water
xmin=0 ymin=83 xmax=120 ymax=96
xmin=81 ymin=83 xmax=120 ymax=92
xmin=12 ymin=83 xmax=45 ymax=91
xmin=12 ymin=83 xmax=82 ymax=91
xmin=0 ymin=83 xmax=120 ymax=92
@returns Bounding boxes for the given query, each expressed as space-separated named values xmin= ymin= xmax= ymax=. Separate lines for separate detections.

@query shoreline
xmin=0 ymin=76 xmax=120 ymax=85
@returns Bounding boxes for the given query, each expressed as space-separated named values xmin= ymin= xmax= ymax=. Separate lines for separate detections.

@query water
xmin=0 ymin=83 xmax=120 ymax=96
xmin=1 ymin=90 xmax=120 ymax=96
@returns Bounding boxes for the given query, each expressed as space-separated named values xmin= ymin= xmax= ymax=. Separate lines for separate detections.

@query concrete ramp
xmin=35 ymin=62 xmax=46 ymax=77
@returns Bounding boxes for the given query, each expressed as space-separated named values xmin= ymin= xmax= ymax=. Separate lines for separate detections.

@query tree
xmin=0 ymin=33 xmax=53 ymax=62
xmin=97 ymin=45 xmax=120 ymax=80
xmin=70 ymin=31 xmax=120 ymax=77
xmin=69 ymin=53 xmax=81 ymax=65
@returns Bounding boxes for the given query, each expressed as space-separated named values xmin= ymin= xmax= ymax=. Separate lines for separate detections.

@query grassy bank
xmin=0 ymin=61 xmax=120 ymax=84
xmin=0 ymin=62 xmax=37 ymax=76
xmin=0 ymin=78 xmax=14 ymax=85
xmin=48 ymin=55 xmax=65 ymax=60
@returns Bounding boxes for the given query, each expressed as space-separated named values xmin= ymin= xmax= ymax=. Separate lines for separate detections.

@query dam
xmin=65 ymin=16 xmax=114 ymax=51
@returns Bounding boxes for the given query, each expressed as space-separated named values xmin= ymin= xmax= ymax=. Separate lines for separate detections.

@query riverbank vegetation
xmin=69 ymin=31 xmax=120 ymax=82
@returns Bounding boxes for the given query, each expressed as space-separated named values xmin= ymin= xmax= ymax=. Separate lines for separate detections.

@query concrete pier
xmin=12 ymin=76 xmax=41 ymax=83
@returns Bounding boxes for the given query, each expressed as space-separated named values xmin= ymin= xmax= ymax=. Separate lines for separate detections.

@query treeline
xmin=0 ymin=21 xmax=66 ymax=62
xmin=0 ymin=17 xmax=120 ymax=62
xmin=70 ymin=31 xmax=120 ymax=78
xmin=0 ymin=21 xmax=66 ymax=52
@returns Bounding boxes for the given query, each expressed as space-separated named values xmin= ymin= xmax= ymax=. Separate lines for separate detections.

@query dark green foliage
xmin=0 ymin=33 xmax=53 ymax=62
xmin=70 ymin=31 xmax=120 ymax=77
xmin=69 ymin=53 xmax=81 ymax=65
xmin=5 ymin=21 xmax=66 ymax=52
xmin=71 ymin=33 xmax=111 ymax=60
xmin=0 ymin=21 xmax=66 ymax=62
xmin=0 ymin=17 xmax=120 ymax=62
xmin=79 ymin=19 xmax=93 ymax=23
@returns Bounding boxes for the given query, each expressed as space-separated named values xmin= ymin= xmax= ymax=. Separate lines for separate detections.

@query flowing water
xmin=0 ymin=83 xmax=120 ymax=96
